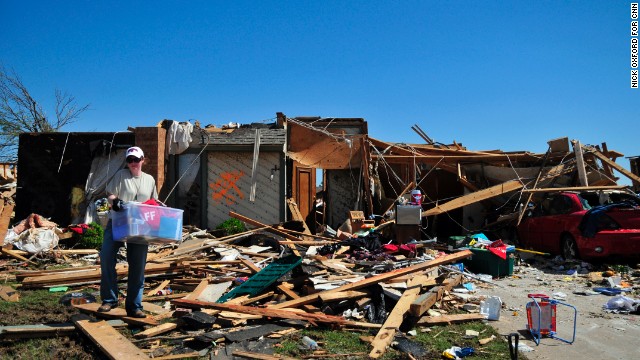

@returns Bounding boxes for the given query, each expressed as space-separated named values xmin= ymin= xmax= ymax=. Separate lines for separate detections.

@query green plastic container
xmin=463 ymin=248 xmax=515 ymax=278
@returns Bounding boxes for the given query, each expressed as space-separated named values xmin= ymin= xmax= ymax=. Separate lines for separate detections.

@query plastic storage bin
xmin=111 ymin=203 xmax=183 ymax=245
xmin=463 ymin=247 xmax=515 ymax=277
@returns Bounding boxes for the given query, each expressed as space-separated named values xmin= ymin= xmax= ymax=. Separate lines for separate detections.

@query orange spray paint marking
xmin=210 ymin=171 xmax=245 ymax=205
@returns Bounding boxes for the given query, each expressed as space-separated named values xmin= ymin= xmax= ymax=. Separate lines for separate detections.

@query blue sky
xmin=2 ymin=1 xmax=638 ymax=176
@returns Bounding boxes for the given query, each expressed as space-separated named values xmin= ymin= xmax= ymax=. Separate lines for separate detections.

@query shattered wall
xmin=16 ymin=132 xmax=135 ymax=226
xmin=326 ymin=169 xmax=361 ymax=229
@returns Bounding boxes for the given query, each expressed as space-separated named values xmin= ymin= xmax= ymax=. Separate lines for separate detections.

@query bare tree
xmin=0 ymin=66 xmax=90 ymax=161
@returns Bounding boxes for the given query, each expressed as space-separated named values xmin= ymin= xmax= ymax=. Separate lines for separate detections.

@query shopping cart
xmin=525 ymin=293 xmax=577 ymax=345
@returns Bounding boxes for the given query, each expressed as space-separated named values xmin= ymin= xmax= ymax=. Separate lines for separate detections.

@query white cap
xmin=126 ymin=146 xmax=144 ymax=159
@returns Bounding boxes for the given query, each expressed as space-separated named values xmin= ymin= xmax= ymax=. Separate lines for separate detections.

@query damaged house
xmin=12 ymin=113 xmax=640 ymax=245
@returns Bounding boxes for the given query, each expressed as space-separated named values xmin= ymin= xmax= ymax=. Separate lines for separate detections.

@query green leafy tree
xmin=0 ymin=66 xmax=90 ymax=161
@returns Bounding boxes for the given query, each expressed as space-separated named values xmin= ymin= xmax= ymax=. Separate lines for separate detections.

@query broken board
xmin=73 ymin=317 xmax=148 ymax=359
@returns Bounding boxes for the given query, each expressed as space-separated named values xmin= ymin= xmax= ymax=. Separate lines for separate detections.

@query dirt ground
xmin=477 ymin=254 xmax=640 ymax=360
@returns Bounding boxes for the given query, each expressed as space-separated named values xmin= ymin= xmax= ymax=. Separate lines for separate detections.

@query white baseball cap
xmin=126 ymin=146 xmax=144 ymax=159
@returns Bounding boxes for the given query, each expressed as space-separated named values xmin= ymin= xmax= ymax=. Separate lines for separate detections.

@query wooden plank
xmin=369 ymin=275 xmax=429 ymax=358
xmin=0 ymin=285 xmax=19 ymax=302
xmin=416 ymin=313 xmax=485 ymax=326
xmin=286 ymin=198 xmax=312 ymax=235
xmin=0 ymin=320 xmax=126 ymax=339
xmin=172 ymin=299 xmax=381 ymax=329
xmin=0 ymin=202 xmax=14 ymax=247
xmin=409 ymin=274 xmax=463 ymax=317
xmin=229 ymin=211 xmax=301 ymax=256
xmin=1 ymin=247 xmax=37 ymax=265
xmin=184 ymin=279 xmax=209 ymax=300
xmin=239 ymin=257 xmax=262 ymax=273
xmin=422 ymin=180 xmax=523 ymax=217
xmin=73 ymin=318 xmax=148 ymax=360
xmin=73 ymin=303 xmax=158 ymax=327
xmin=269 ymin=251 xmax=471 ymax=309
xmin=522 ymin=185 xmax=627 ymax=193
xmin=146 ymin=279 xmax=171 ymax=296
xmin=319 ymin=290 xmax=370 ymax=302
xmin=573 ymin=140 xmax=589 ymax=186
xmin=133 ymin=322 xmax=177 ymax=338
xmin=589 ymin=148 xmax=640 ymax=184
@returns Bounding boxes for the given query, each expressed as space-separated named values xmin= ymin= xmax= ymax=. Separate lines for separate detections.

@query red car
xmin=517 ymin=191 xmax=640 ymax=260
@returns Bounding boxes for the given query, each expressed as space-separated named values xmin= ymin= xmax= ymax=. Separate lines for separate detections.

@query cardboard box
xmin=112 ymin=203 xmax=183 ymax=245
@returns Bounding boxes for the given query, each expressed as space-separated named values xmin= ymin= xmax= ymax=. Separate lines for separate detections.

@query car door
xmin=539 ymin=194 xmax=579 ymax=253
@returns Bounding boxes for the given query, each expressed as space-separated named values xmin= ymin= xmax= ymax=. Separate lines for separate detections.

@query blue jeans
xmin=100 ymin=220 xmax=148 ymax=313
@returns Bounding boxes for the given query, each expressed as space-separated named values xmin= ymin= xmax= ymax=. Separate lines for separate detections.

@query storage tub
xmin=463 ymin=247 xmax=515 ymax=278
xmin=111 ymin=203 xmax=183 ymax=245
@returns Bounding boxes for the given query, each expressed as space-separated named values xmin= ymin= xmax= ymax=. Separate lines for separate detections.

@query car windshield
xmin=578 ymin=191 xmax=640 ymax=208
xmin=577 ymin=195 xmax=592 ymax=210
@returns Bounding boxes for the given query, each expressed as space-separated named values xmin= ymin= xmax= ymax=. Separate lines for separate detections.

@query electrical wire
xmin=162 ymin=127 xmax=211 ymax=204
xmin=57 ymin=132 xmax=70 ymax=173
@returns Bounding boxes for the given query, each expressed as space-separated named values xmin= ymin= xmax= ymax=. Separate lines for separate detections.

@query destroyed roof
xmin=197 ymin=126 xmax=286 ymax=147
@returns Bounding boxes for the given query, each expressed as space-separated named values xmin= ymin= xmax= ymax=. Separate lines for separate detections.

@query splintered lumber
xmin=270 ymin=251 xmax=472 ymax=309
xmin=409 ymin=274 xmax=463 ymax=317
xmin=184 ymin=279 xmax=209 ymax=300
xmin=21 ymin=262 xmax=187 ymax=288
xmin=417 ymin=313 xmax=485 ymax=326
xmin=0 ymin=201 xmax=15 ymax=246
xmin=240 ymin=258 xmax=262 ymax=273
xmin=286 ymin=198 xmax=312 ymax=235
xmin=585 ymin=148 xmax=640 ymax=184
xmin=422 ymin=180 xmax=523 ymax=217
xmin=1 ymin=247 xmax=36 ymax=265
xmin=73 ymin=302 xmax=158 ymax=327
xmin=146 ymin=279 xmax=171 ymax=296
xmin=319 ymin=290 xmax=370 ymax=302
xmin=73 ymin=317 xmax=148 ymax=360
xmin=522 ymin=185 xmax=626 ymax=193
xmin=369 ymin=275 xmax=430 ymax=358
xmin=230 ymin=211 xmax=301 ymax=256
xmin=171 ymin=299 xmax=381 ymax=329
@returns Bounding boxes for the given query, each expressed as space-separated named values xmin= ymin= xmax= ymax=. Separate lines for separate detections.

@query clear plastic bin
xmin=111 ymin=202 xmax=183 ymax=245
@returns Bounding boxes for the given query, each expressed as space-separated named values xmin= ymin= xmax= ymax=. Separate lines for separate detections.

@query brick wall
xmin=133 ymin=127 xmax=167 ymax=198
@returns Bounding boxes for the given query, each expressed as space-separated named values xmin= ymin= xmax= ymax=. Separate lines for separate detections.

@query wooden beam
xmin=416 ymin=313 xmax=485 ymax=326
xmin=422 ymin=180 xmax=523 ymax=217
xmin=146 ymin=280 xmax=171 ymax=296
xmin=1 ymin=247 xmax=37 ymax=265
xmin=133 ymin=322 xmax=178 ymax=338
xmin=171 ymin=299 xmax=381 ymax=329
xmin=588 ymin=148 xmax=640 ymax=184
xmin=572 ymin=140 xmax=589 ymax=186
xmin=229 ymin=211 xmax=301 ymax=257
xmin=369 ymin=275 xmax=429 ymax=358
xmin=409 ymin=274 xmax=463 ymax=317
xmin=522 ymin=185 xmax=627 ymax=193
xmin=269 ymin=251 xmax=471 ymax=309
xmin=73 ymin=317 xmax=149 ymax=359
xmin=286 ymin=198 xmax=312 ymax=236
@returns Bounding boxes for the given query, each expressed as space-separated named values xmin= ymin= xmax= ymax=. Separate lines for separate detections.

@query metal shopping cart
xmin=525 ymin=293 xmax=577 ymax=345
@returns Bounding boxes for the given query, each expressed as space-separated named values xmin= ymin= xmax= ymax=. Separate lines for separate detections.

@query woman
xmin=99 ymin=146 xmax=157 ymax=318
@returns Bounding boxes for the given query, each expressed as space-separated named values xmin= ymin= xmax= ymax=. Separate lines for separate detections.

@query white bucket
xmin=480 ymin=296 xmax=502 ymax=320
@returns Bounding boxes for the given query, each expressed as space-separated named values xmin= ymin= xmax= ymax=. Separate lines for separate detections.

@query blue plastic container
xmin=111 ymin=203 xmax=183 ymax=245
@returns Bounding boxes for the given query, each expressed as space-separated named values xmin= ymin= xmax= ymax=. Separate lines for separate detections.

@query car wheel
xmin=561 ymin=234 xmax=579 ymax=260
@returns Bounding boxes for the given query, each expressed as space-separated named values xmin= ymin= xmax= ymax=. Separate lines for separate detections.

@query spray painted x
xmin=210 ymin=170 xmax=245 ymax=205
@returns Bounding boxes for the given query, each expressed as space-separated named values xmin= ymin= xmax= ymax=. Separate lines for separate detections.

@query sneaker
xmin=127 ymin=309 xmax=146 ymax=318
xmin=97 ymin=303 xmax=116 ymax=312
